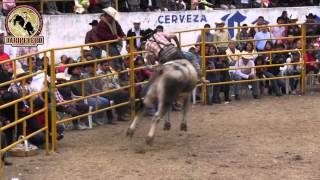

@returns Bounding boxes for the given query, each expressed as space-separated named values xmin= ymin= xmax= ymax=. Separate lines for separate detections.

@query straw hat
xmin=103 ymin=7 xmax=119 ymax=20
xmin=15 ymin=68 xmax=27 ymax=76
xmin=290 ymin=15 xmax=298 ymax=21
xmin=75 ymin=7 xmax=85 ymax=14
xmin=241 ymin=52 xmax=253 ymax=60
xmin=215 ymin=20 xmax=225 ymax=25
xmin=56 ymin=73 xmax=70 ymax=81
xmin=133 ymin=18 xmax=141 ymax=24
xmin=0 ymin=29 xmax=5 ymax=34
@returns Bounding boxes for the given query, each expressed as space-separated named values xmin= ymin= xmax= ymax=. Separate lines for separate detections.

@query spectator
xmin=206 ymin=45 xmax=219 ymax=105
xmin=283 ymin=52 xmax=302 ymax=94
xmin=0 ymin=59 xmax=12 ymax=94
xmin=233 ymin=52 xmax=259 ymax=100
xmin=242 ymin=41 xmax=258 ymax=60
xmin=1 ymin=30 xmax=17 ymax=60
xmin=226 ymin=41 xmax=241 ymax=65
xmin=74 ymin=0 xmax=90 ymax=14
xmin=236 ymin=24 xmax=250 ymax=51
xmin=97 ymin=60 xmax=130 ymax=122
xmin=279 ymin=11 xmax=290 ymax=24
xmin=287 ymin=16 xmax=301 ymax=49
xmin=255 ymin=55 xmax=282 ymax=96
xmin=214 ymin=21 xmax=231 ymax=53
xmin=127 ymin=19 xmax=145 ymax=50
xmin=96 ymin=7 xmax=126 ymax=71
xmin=55 ymin=73 xmax=90 ymax=130
xmin=119 ymin=0 xmax=131 ymax=12
xmin=267 ymin=43 xmax=286 ymax=95
xmin=0 ymin=43 xmax=12 ymax=73
xmin=2 ymin=0 xmax=15 ymax=15
xmin=82 ymin=60 xmax=113 ymax=124
xmin=85 ymin=20 xmax=102 ymax=59
xmin=305 ymin=13 xmax=320 ymax=38
xmin=271 ymin=17 xmax=286 ymax=39
xmin=45 ymin=2 xmax=62 ymax=15
xmin=57 ymin=55 xmax=69 ymax=73
xmin=196 ymin=24 xmax=215 ymax=45
xmin=140 ymin=0 xmax=158 ymax=11
xmin=16 ymin=46 xmax=38 ymax=71
xmin=254 ymin=23 xmax=275 ymax=51
xmin=304 ymin=44 xmax=319 ymax=74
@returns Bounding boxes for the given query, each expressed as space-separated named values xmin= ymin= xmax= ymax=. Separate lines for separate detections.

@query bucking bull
xmin=127 ymin=59 xmax=198 ymax=145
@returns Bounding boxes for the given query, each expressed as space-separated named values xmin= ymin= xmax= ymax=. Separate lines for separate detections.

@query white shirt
xmin=4 ymin=44 xmax=17 ymax=58
xmin=133 ymin=28 xmax=141 ymax=48
xmin=235 ymin=58 xmax=255 ymax=79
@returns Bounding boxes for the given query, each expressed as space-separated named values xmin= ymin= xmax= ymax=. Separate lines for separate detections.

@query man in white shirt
xmin=233 ymin=53 xmax=259 ymax=100
xmin=254 ymin=23 xmax=275 ymax=51
xmin=127 ymin=19 xmax=145 ymax=50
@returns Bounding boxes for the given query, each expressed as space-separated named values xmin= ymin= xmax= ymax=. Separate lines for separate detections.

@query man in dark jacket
xmin=140 ymin=0 xmax=157 ymax=11
xmin=96 ymin=7 xmax=126 ymax=71
xmin=126 ymin=19 xmax=145 ymax=50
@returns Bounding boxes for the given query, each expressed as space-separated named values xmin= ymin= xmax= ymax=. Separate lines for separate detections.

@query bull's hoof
xmin=126 ymin=128 xmax=135 ymax=138
xmin=180 ymin=123 xmax=187 ymax=131
xmin=146 ymin=136 xmax=154 ymax=145
xmin=163 ymin=122 xmax=171 ymax=131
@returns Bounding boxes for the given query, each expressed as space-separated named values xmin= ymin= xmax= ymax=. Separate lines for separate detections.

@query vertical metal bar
xmin=129 ymin=37 xmax=136 ymax=121
xmin=49 ymin=49 xmax=57 ymax=152
xmin=80 ymin=46 xmax=84 ymax=62
xmin=43 ymin=51 xmax=49 ymax=155
xmin=40 ymin=0 xmax=44 ymax=14
xmin=200 ymin=29 xmax=207 ymax=105
xmin=178 ymin=32 xmax=182 ymax=47
xmin=22 ymin=79 xmax=27 ymax=138
xmin=300 ymin=23 xmax=306 ymax=94
xmin=115 ymin=0 xmax=119 ymax=11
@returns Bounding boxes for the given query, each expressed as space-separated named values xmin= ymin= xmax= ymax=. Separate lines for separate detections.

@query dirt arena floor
xmin=4 ymin=93 xmax=320 ymax=180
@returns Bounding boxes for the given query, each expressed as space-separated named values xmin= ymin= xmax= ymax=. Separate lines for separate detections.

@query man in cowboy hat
xmin=85 ymin=20 xmax=102 ymax=59
xmin=96 ymin=7 xmax=126 ymax=71
xmin=305 ymin=13 xmax=320 ymax=37
xmin=127 ymin=19 xmax=146 ymax=50
xmin=233 ymin=52 xmax=259 ymax=100
xmin=214 ymin=20 xmax=231 ymax=53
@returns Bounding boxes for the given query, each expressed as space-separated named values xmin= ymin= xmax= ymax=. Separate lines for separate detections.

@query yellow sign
xmin=4 ymin=5 xmax=44 ymax=47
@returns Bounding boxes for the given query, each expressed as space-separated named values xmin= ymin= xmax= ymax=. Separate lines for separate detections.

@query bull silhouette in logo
xmin=11 ymin=12 xmax=35 ymax=36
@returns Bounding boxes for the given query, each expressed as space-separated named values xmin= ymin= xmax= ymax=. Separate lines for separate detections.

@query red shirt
xmin=0 ymin=53 xmax=12 ymax=69
xmin=304 ymin=53 xmax=317 ymax=68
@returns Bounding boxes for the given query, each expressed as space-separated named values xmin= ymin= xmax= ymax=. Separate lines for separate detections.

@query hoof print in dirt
xmin=292 ymin=155 xmax=303 ymax=161
xmin=180 ymin=123 xmax=187 ymax=131
xmin=146 ymin=136 xmax=154 ymax=145
xmin=163 ymin=122 xmax=171 ymax=130
xmin=126 ymin=128 xmax=135 ymax=138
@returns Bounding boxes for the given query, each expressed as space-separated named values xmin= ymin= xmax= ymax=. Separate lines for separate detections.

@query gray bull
xmin=127 ymin=59 xmax=198 ymax=145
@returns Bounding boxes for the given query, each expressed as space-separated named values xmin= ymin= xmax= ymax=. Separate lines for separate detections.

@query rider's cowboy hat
xmin=103 ymin=7 xmax=119 ymax=20
xmin=133 ymin=19 xmax=141 ymax=24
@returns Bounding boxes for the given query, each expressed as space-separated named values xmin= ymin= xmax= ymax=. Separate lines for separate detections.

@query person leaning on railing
xmin=214 ymin=20 xmax=231 ymax=53
xmin=95 ymin=7 xmax=126 ymax=71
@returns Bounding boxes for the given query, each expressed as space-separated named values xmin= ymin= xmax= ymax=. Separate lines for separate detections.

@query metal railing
xmin=1 ymin=22 xmax=320 ymax=178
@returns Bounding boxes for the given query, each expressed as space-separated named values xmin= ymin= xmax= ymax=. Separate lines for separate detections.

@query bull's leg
xmin=146 ymin=102 xmax=169 ymax=145
xmin=163 ymin=109 xmax=171 ymax=131
xmin=180 ymin=94 xmax=191 ymax=131
xmin=127 ymin=108 xmax=145 ymax=138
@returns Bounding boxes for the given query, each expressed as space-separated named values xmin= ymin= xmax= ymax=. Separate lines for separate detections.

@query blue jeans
xmin=91 ymin=47 xmax=102 ymax=59
xmin=233 ymin=73 xmax=259 ymax=96
xmin=86 ymin=97 xmax=109 ymax=109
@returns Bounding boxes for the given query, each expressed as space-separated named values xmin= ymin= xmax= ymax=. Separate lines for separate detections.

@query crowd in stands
xmin=1 ymin=5 xmax=320 ymax=165
xmin=1 ymin=0 xmax=320 ymax=15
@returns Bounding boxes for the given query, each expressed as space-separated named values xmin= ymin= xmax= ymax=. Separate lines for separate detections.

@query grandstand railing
xmin=1 ymin=22 xmax=320 ymax=178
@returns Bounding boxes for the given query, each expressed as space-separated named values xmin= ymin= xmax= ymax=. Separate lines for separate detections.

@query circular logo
xmin=5 ymin=5 xmax=43 ymax=37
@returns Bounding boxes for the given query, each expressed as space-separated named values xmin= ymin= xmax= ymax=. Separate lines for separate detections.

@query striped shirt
xmin=145 ymin=32 xmax=172 ymax=62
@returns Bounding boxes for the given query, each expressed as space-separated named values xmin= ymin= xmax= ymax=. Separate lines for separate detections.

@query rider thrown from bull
xmin=142 ymin=28 xmax=208 ymax=83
